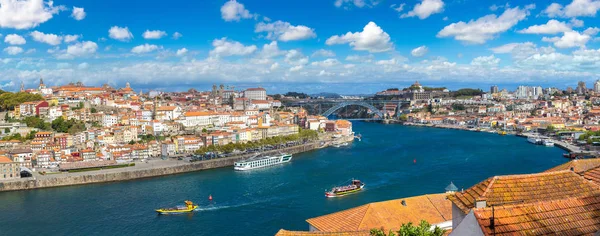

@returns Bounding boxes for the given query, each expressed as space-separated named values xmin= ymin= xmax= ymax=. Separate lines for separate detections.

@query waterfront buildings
xmin=0 ymin=155 xmax=20 ymax=179
xmin=244 ymin=87 xmax=267 ymax=101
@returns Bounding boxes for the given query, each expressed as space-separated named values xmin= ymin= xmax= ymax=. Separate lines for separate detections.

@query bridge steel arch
xmin=321 ymin=101 xmax=385 ymax=119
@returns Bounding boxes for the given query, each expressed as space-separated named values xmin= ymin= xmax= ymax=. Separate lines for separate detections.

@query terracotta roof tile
xmin=306 ymin=193 xmax=451 ymax=232
xmin=473 ymin=195 xmax=600 ymax=235
xmin=448 ymin=171 xmax=600 ymax=214
xmin=275 ymin=230 xmax=370 ymax=236
xmin=545 ymin=159 xmax=600 ymax=174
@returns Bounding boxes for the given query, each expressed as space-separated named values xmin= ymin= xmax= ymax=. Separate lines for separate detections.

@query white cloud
xmin=30 ymin=31 xmax=62 ymax=45
xmin=326 ymin=21 xmax=393 ymax=53
xmin=221 ymin=0 xmax=254 ymax=22
xmin=25 ymin=48 xmax=35 ymax=54
xmin=109 ymin=26 xmax=133 ymax=41
xmin=334 ymin=0 xmax=380 ymax=8
xmin=255 ymin=21 xmax=316 ymax=41
xmin=411 ymin=45 xmax=429 ymax=57
xmin=376 ymin=58 xmax=399 ymax=65
xmin=345 ymin=54 xmax=374 ymax=62
xmin=584 ymin=27 xmax=600 ymax=35
xmin=542 ymin=30 xmax=591 ymax=48
xmin=65 ymin=41 xmax=98 ymax=57
xmin=312 ymin=49 xmax=336 ymax=58
xmin=209 ymin=38 xmax=257 ymax=57
xmin=543 ymin=0 xmax=600 ymax=18
xmin=176 ymin=48 xmax=188 ymax=56
xmin=570 ymin=18 xmax=584 ymax=27
xmin=401 ymin=0 xmax=445 ymax=19
xmin=131 ymin=44 xmax=161 ymax=54
xmin=518 ymin=20 xmax=571 ymax=34
xmin=4 ymin=46 xmax=23 ymax=55
xmin=284 ymin=50 xmax=309 ymax=66
xmin=0 ymin=0 xmax=62 ymax=29
xmin=311 ymin=58 xmax=340 ymax=67
xmin=544 ymin=3 xmax=564 ymax=17
xmin=471 ymin=55 xmax=500 ymax=66
xmin=437 ymin=5 xmax=533 ymax=44
xmin=289 ymin=65 xmax=303 ymax=72
xmin=4 ymin=34 xmax=26 ymax=45
xmin=71 ymin=7 xmax=86 ymax=20
xmin=270 ymin=62 xmax=279 ymax=70
xmin=78 ymin=62 xmax=89 ymax=69
xmin=390 ymin=3 xmax=405 ymax=12
xmin=318 ymin=70 xmax=334 ymax=76
xmin=256 ymin=41 xmax=286 ymax=60
xmin=63 ymin=35 xmax=79 ymax=43
xmin=142 ymin=30 xmax=167 ymax=39
xmin=491 ymin=42 xmax=555 ymax=60
xmin=172 ymin=32 xmax=183 ymax=40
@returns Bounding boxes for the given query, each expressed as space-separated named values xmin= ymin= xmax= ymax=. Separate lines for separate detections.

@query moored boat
xmin=156 ymin=200 xmax=198 ymax=214
xmin=325 ymin=179 xmax=365 ymax=198
xmin=543 ymin=139 xmax=554 ymax=147
xmin=498 ymin=131 xmax=507 ymax=135
xmin=527 ymin=137 xmax=541 ymax=145
xmin=234 ymin=153 xmax=292 ymax=171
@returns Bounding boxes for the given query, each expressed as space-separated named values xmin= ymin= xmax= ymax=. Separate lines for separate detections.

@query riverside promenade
xmin=0 ymin=137 xmax=351 ymax=192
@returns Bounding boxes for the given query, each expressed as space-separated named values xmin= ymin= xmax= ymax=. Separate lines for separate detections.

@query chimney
xmin=475 ymin=198 xmax=487 ymax=208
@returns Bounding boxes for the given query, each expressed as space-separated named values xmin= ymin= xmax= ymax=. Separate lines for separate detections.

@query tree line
xmin=0 ymin=90 xmax=44 ymax=111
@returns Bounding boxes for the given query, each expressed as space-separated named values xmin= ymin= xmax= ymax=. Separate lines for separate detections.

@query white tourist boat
xmin=233 ymin=153 xmax=292 ymax=171
xmin=543 ymin=139 xmax=555 ymax=147
xmin=527 ymin=137 xmax=541 ymax=145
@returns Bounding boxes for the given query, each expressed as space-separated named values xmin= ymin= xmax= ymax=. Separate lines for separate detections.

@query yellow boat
xmin=156 ymin=200 xmax=198 ymax=214
xmin=498 ymin=131 xmax=507 ymax=135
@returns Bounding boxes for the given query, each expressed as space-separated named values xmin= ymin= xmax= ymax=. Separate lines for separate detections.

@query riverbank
xmin=0 ymin=135 xmax=353 ymax=192
xmin=396 ymin=121 xmax=586 ymax=153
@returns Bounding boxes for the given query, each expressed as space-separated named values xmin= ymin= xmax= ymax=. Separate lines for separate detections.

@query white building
xmin=244 ymin=88 xmax=267 ymax=101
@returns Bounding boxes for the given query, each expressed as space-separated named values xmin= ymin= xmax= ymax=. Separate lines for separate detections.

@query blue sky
xmin=1 ymin=0 xmax=600 ymax=94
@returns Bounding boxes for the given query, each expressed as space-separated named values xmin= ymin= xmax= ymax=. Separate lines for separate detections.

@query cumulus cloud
xmin=284 ymin=50 xmax=309 ymax=66
xmin=131 ymin=44 xmax=161 ymax=54
xmin=0 ymin=0 xmax=62 ymax=29
xmin=491 ymin=42 xmax=555 ymax=60
xmin=289 ymin=65 xmax=303 ymax=72
xmin=542 ymin=30 xmax=591 ymax=48
xmin=401 ymin=0 xmax=444 ymax=19
xmin=437 ymin=5 xmax=533 ymax=44
xmin=176 ymin=48 xmax=188 ymax=56
xmin=543 ymin=0 xmax=600 ymax=18
xmin=255 ymin=41 xmax=286 ymax=61
xmin=172 ymin=32 xmax=183 ymax=40
xmin=4 ymin=46 xmax=23 ymax=55
xmin=142 ymin=30 xmax=167 ymax=39
xmin=311 ymin=58 xmax=340 ymax=67
xmin=255 ymin=21 xmax=316 ymax=41
xmin=221 ymin=0 xmax=254 ymax=22
xmin=109 ymin=26 xmax=133 ymax=41
xmin=65 ymin=41 xmax=98 ymax=57
xmin=71 ymin=7 xmax=85 ymax=20
xmin=471 ymin=55 xmax=500 ymax=66
xmin=30 ymin=31 xmax=62 ymax=45
xmin=4 ymin=34 xmax=26 ymax=45
xmin=311 ymin=49 xmax=336 ymax=58
xmin=63 ymin=35 xmax=79 ymax=43
xmin=78 ymin=62 xmax=89 ymax=69
xmin=518 ymin=20 xmax=571 ymax=34
xmin=209 ymin=38 xmax=257 ymax=57
xmin=326 ymin=21 xmax=393 ymax=53
xmin=411 ymin=46 xmax=429 ymax=57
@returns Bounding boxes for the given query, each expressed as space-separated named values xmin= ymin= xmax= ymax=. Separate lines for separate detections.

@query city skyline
xmin=1 ymin=0 xmax=600 ymax=93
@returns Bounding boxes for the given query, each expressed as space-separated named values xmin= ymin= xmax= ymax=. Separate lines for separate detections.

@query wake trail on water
xmin=194 ymin=196 xmax=281 ymax=212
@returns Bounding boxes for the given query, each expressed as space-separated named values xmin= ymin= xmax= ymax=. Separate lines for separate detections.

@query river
xmin=0 ymin=122 xmax=566 ymax=235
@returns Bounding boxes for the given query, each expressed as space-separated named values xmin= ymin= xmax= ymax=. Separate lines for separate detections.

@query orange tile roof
xmin=447 ymin=171 xmax=600 ymax=214
xmin=545 ymin=159 xmax=600 ymax=174
xmin=306 ymin=193 xmax=451 ymax=232
xmin=473 ymin=196 xmax=600 ymax=235
xmin=0 ymin=155 xmax=13 ymax=163
xmin=275 ymin=230 xmax=370 ymax=236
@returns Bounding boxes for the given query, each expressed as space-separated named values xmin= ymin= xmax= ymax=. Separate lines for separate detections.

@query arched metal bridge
xmin=321 ymin=101 xmax=385 ymax=119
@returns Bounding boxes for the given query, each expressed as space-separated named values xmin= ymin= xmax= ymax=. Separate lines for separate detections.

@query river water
xmin=0 ymin=122 xmax=566 ymax=235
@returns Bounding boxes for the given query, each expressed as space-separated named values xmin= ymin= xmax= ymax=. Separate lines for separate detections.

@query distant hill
xmin=310 ymin=92 xmax=342 ymax=99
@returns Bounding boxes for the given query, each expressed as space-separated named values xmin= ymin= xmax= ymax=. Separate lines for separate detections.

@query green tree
xmin=90 ymin=107 xmax=97 ymax=113
xmin=399 ymin=114 xmax=408 ymax=122
xmin=4 ymin=127 xmax=10 ymax=133
xmin=370 ymin=220 xmax=445 ymax=236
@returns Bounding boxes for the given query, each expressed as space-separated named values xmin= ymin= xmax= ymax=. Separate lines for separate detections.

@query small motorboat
xmin=156 ymin=200 xmax=198 ymax=214
xmin=325 ymin=179 xmax=365 ymax=198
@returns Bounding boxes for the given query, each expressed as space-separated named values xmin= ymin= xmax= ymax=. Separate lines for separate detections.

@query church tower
xmin=39 ymin=78 xmax=46 ymax=90
xmin=20 ymin=81 xmax=24 ymax=92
